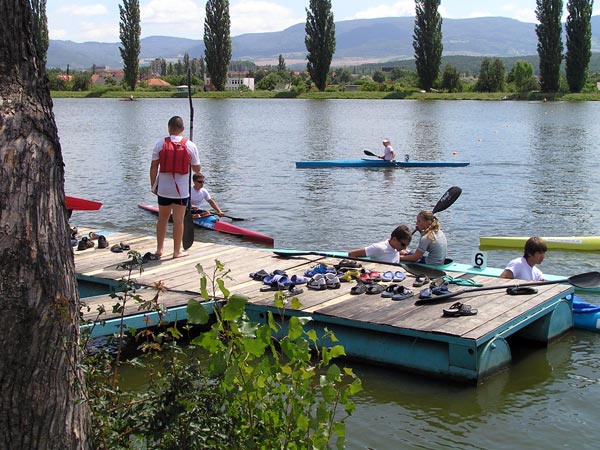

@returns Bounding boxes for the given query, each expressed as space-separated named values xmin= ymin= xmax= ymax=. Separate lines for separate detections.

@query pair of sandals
xmin=307 ymin=273 xmax=340 ymax=290
xmin=110 ymin=242 xmax=131 ymax=253
xmin=418 ymin=284 xmax=451 ymax=299
xmin=381 ymin=284 xmax=414 ymax=300
xmin=350 ymin=282 xmax=384 ymax=295
xmin=442 ymin=302 xmax=478 ymax=317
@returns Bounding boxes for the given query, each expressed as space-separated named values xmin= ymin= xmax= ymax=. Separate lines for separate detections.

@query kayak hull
xmin=66 ymin=195 xmax=102 ymax=211
xmin=480 ymin=236 xmax=600 ymax=251
xmin=138 ymin=204 xmax=274 ymax=245
xmin=295 ymin=158 xmax=470 ymax=168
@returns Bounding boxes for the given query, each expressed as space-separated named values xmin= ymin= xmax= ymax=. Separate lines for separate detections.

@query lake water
xmin=54 ymin=98 xmax=600 ymax=449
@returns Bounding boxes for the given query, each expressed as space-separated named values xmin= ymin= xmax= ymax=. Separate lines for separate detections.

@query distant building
xmin=90 ymin=69 xmax=124 ymax=85
xmin=146 ymin=77 xmax=171 ymax=87
xmin=225 ymin=77 xmax=255 ymax=91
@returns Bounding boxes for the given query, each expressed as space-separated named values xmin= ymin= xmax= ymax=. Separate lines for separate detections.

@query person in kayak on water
xmin=381 ymin=138 xmax=396 ymax=161
xmin=399 ymin=210 xmax=448 ymax=265
xmin=150 ymin=115 xmax=201 ymax=259
xmin=189 ymin=173 xmax=224 ymax=218
xmin=500 ymin=236 xmax=547 ymax=281
xmin=348 ymin=224 xmax=412 ymax=263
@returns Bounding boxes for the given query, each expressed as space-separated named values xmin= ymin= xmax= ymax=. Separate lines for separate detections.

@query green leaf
xmin=221 ymin=294 xmax=247 ymax=321
xmin=288 ymin=316 xmax=303 ymax=341
xmin=216 ymin=278 xmax=230 ymax=297
xmin=186 ymin=299 xmax=210 ymax=325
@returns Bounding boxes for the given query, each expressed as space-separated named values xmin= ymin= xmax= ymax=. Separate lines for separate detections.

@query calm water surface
xmin=54 ymin=98 xmax=600 ymax=449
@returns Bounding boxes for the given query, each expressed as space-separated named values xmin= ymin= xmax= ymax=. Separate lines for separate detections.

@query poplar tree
xmin=204 ymin=0 xmax=232 ymax=91
xmin=305 ymin=0 xmax=336 ymax=91
xmin=535 ymin=0 xmax=563 ymax=93
xmin=413 ymin=0 xmax=443 ymax=92
xmin=1 ymin=0 xmax=92 ymax=447
xmin=119 ymin=0 xmax=141 ymax=91
xmin=565 ymin=0 xmax=593 ymax=93
xmin=31 ymin=0 xmax=48 ymax=65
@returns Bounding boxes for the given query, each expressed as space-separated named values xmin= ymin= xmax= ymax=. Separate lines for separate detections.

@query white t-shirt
xmin=504 ymin=256 xmax=543 ymax=281
xmin=190 ymin=186 xmax=211 ymax=208
xmin=152 ymin=135 xmax=200 ymax=199
xmin=383 ymin=145 xmax=395 ymax=161
xmin=364 ymin=239 xmax=399 ymax=263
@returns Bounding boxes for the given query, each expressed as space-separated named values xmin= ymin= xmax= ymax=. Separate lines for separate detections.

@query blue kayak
xmin=295 ymin=158 xmax=470 ymax=168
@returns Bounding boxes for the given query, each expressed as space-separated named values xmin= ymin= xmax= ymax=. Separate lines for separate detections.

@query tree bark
xmin=0 ymin=0 xmax=92 ymax=448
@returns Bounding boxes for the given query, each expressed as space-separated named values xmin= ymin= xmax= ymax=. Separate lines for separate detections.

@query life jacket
xmin=159 ymin=137 xmax=190 ymax=174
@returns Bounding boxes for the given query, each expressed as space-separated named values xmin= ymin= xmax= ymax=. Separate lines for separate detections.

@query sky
xmin=48 ymin=0 xmax=600 ymax=43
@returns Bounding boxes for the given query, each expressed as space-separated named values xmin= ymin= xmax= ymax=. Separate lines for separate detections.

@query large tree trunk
xmin=0 ymin=0 xmax=91 ymax=448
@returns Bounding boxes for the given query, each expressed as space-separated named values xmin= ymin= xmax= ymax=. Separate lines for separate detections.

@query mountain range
xmin=47 ymin=16 xmax=600 ymax=70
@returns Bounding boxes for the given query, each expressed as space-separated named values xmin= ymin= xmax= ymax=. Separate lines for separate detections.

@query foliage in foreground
xmin=79 ymin=255 xmax=361 ymax=449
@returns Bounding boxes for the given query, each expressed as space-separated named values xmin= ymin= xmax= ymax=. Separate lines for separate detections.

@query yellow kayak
xmin=480 ymin=236 xmax=600 ymax=251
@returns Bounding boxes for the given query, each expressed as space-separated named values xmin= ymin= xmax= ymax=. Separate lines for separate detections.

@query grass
xmin=50 ymin=89 xmax=600 ymax=101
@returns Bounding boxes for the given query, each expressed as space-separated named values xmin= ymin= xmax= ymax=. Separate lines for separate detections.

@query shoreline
xmin=50 ymin=90 xmax=600 ymax=101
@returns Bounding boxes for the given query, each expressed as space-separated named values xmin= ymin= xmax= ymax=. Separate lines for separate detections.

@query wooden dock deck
xmin=76 ymin=228 xmax=574 ymax=384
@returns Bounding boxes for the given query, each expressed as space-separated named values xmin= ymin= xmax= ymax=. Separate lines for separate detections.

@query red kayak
xmin=65 ymin=196 xmax=102 ymax=211
xmin=138 ymin=204 xmax=274 ymax=246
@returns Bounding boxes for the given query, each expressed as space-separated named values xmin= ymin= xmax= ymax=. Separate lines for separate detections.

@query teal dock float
xmin=75 ymin=230 xmax=574 ymax=384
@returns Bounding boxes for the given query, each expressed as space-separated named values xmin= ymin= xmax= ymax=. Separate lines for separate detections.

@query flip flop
xmin=289 ymin=274 xmax=308 ymax=285
xmin=382 ymin=271 xmax=394 ymax=282
xmin=365 ymin=284 xmax=386 ymax=295
xmin=413 ymin=275 xmax=429 ymax=287
xmin=443 ymin=302 xmax=478 ymax=317
xmin=369 ymin=271 xmax=382 ymax=282
xmin=392 ymin=271 xmax=405 ymax=282
xmin=381 ymin=284 xmax=400 ymax=298
xmin=350 ymin=283 xmax=368 ymax=295
xmin=391 ymin=286 xmax=414 ymax=301
xmin=506 ymin=287 xmax=538 ymax=295
xmin=249 ymin=269 xmax=269 ymax=281
xmin=141 ymin=252 xmax=161 ymax=263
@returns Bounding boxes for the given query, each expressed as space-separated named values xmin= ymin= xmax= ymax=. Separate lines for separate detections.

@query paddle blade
xmin=568 ymin=271 xmax=600 ymax=289
xmin=363 ymin=150 xmax=378 ymax=158
xmin=182 ymin=208 xmax=195 ymax=250
xmin=432 ymin=186 xmax=462 ymax=214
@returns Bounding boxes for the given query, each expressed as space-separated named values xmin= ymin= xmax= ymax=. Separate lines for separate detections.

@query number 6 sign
xmin=472 ymin=251 xmax=487 ymax=269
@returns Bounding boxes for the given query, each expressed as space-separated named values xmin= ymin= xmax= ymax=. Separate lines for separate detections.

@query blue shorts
xmin=157 ymin=195 xmax=189 ymax=206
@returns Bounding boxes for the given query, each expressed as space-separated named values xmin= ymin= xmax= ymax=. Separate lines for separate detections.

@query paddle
xmin=272 ymin=249 xmax=447 ymax=279
xmin=412 ymin=186 xmax=462 ymax=235
xmin=414 ymin=271 xmax=600 ymax=305
xmin=364 ymin=149 xmax=383 ymax=159
xmin=221 ymin=213 xmax=253 ymax=221
xmin=182 ymin=68 xmax=195 ymax=251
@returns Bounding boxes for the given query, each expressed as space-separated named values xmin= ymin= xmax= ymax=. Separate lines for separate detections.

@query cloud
xmin=141 ymin=0 xmax=204 ymax=38
xmin=58 ymin=4 xmax=108 ymax=17
xmin=352 ymin=1 xmax=414 ymax=20
xmin=230 ymin=1 xmax=304 ymax=35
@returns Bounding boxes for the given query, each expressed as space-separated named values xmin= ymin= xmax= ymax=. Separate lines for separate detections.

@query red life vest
xmin=159 ymin=137 xmax=190 ymax=174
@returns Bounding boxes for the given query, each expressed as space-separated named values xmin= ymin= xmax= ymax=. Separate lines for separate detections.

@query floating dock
xmin=76 ymin=229 xmax=574 ymax=384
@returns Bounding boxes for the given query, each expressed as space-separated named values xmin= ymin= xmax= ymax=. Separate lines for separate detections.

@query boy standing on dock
xmin=150 ymin=116 xmax=201 ymax=258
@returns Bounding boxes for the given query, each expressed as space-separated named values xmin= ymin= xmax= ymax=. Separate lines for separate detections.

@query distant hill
xmin=47 ymin=16 xmax=600 ymax=70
